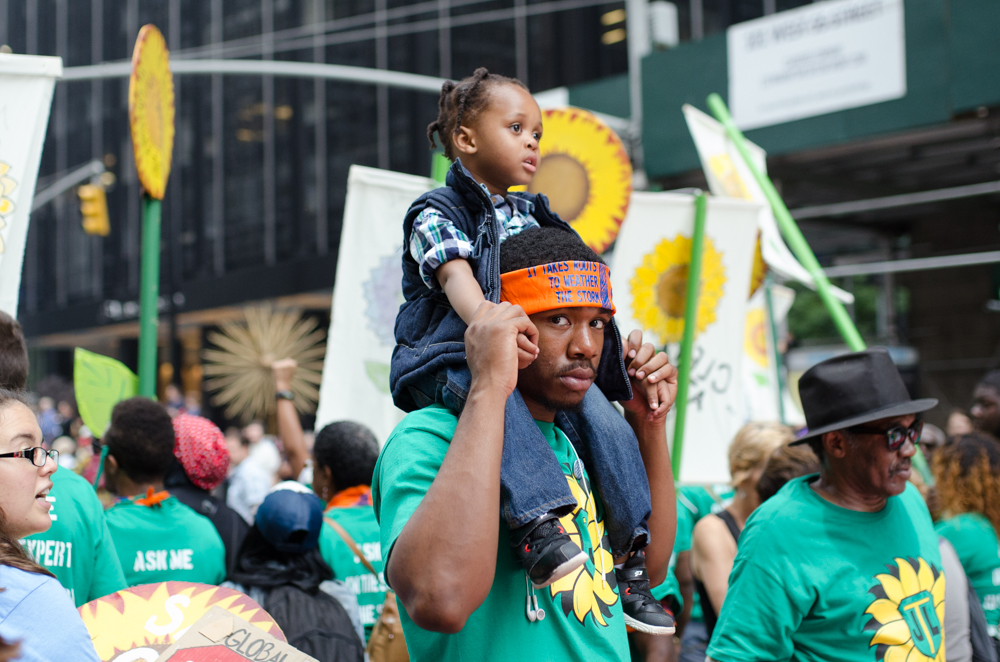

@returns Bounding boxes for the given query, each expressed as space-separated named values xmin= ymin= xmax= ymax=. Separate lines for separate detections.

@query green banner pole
xmin=671 ymin=192 xmax=708 ymax=479
xmin=763 ymin=273 xmax=787 ymax=425
xmin=705 ymin=94 xmax=865 ymax=352
xmin=138 ymin=194 xmax=162 ymax=398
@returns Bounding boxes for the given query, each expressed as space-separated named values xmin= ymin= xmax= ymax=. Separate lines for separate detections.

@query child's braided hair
xmin=427 ymin=67 xmax=528 ymax=161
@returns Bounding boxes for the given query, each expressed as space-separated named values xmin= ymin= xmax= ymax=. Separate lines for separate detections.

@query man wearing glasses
xmin=707 ymin=348 xmax=942 ymax=662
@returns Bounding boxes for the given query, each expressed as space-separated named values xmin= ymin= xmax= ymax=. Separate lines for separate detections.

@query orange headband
xmin=500 ymin=261 xmax=615 ymax=316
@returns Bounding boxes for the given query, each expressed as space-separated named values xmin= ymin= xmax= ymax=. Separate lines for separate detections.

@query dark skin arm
xmin=620 ymin=329 xmax=678 ymax=586
xmin=273 ymin=358 xmax=309 ymax=480
xmin=386 ymin=302 xmax=536 ymax=634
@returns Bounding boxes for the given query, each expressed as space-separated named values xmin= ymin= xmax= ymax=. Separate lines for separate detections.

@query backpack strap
xmin=324 ymin=516 xmax=380 ymax=579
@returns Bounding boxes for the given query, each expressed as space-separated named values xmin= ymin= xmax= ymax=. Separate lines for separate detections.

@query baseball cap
xmin=255 ymin=484 xmax=326 ymax=553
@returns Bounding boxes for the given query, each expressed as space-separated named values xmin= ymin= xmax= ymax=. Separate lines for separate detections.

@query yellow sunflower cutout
xmin=630 ymin=234 xmax=727 ymax=346
xmin=0 ymin=161 xmax=17 ymax=253
xmin=707 ymin=153 xmax=766 ymax=298
xmin=128 ymin=24 xmax=175 ymax=200
xmin=521 ymin=108 xmax=632 ymax=254
xmin=865 ymin=557 xmax=946 ymax=662
xmin=549 ymin=464 xmax=618 ymax=627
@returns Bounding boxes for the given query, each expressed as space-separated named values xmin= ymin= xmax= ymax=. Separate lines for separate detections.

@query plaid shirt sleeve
xmin=408 ymin=206 xmax=475 ymax=290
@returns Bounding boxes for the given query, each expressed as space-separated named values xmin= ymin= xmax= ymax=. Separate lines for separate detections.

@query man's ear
xmin=453 ymin=126 xmax=477 ymax=156
xmin=823 ymin=430 xmax=850 ymax=460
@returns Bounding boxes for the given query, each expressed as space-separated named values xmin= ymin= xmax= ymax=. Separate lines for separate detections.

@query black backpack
xmin=264 ymin=584 xmax=365 ymax=662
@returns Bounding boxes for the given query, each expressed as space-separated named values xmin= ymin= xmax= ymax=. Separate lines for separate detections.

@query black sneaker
xmin=511 ymin=513 xmax=588 ymax=588
xmin=617 ymin=549 xmax=676 ymax=635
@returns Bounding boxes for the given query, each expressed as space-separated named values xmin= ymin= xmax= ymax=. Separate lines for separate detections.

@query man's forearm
xmin=627 ymin=412 xmax=676 ymax=585
xmin=389 ymin=385 xmax=508 ymax=632
xmin=275 ymin=398 xmax=307 ymax=479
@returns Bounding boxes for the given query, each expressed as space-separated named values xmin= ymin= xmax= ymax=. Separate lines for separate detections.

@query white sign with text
xmin=728 ymin=0 xmax=906 ymax=130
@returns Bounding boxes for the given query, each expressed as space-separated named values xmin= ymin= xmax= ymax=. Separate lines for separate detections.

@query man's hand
xmin=272 ymin=357 xmax=297 ymax=392
xmin=620 ymin=329 xmax=678 ymax=423
xmin=465 ymin=301 xmax=538 ymax=398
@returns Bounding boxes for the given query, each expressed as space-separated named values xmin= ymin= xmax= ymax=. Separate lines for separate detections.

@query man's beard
xmin=530 ymin=391 xmax=585 ymax=415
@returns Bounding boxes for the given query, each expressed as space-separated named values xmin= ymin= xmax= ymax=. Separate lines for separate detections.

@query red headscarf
xmin=172 ymin=414 xmax=230 ymax=491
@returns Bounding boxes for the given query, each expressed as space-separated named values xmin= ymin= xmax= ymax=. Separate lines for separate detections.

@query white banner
xmin=611 ymin=193 xmax=760 ymax=483
xmin=741 ymin=284 xmax=805 ymax=426
xmin=683 ymin=104 xmax=853 ymax=305
xmin=315 ymin=165 xmax=435 ymax=444
xmin=728 ymin=0 xmax=906 ymax=130
xmin=0 ymin=54 xmax=62 ymax=317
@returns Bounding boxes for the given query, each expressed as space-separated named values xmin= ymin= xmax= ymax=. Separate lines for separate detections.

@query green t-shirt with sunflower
xmin=708 ymin=476 xmax=943 ymax=662
xmin=373 ymin=405 xmax=629 ymax=662
xmin=935 ymin=512 xmax=1000 ymax=637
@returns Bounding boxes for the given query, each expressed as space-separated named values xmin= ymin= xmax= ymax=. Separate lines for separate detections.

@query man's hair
xmin=0 ymin=312 xmax=28 ymax=391
xmin=427 ymin=67 xmax=528 ymax=161
xmin=103 ymin=397 xmax=176 ymax=483
xmin=979 ymin=370 xmax=1000 ymax=394
xmin=500 ymin=227 xmax=604 ymax=274
xmin=756 ymin=442 xmax=821 ymax=503
xmin=313 ymin=421 xmax=379 ymax=490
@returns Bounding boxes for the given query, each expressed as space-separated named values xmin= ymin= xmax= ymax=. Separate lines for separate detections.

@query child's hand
xmin=516 ymin=331 xmax=539 ymax=370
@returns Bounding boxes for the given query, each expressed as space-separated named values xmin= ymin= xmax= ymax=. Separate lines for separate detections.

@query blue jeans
xmin=438 ymin=365 xmax=651 ymax=557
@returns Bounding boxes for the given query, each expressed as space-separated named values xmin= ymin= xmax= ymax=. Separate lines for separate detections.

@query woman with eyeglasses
xmin=932 ymin=431 xmax=1000 ymax=646
xmin=0 ymin=388 xmax=99 ymax=661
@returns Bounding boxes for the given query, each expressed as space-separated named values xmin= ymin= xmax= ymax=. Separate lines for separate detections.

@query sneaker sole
xmin=530 ymin=549 xmax=589 ymax=589
xmin=624 ymin=614 xmax=676 ymax=636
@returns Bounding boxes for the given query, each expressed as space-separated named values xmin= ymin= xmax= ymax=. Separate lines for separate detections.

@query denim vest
xmin=390 ymin=159 xmax=633 ymax=413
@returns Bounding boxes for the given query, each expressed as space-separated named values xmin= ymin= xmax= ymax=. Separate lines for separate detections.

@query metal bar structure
xmin=792 ymin=180 xmax=1000 ymax=220
xmin=61 ymin=58 xmax=448 ymax=92
xmin=31 ymin=159 xmax=105 ymax=211
xmin=671 ymin=193 xmax=708 ymax=479
xmin=706 ymin=94 xmax=866 ymax=352
xmin=825 ymin=250 xmax=1000 ymax=278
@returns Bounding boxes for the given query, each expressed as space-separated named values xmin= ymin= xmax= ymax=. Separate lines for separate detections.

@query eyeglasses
xmin=0 ymin=447 xmax=59 ymax=467
xmin=851 ymin=420 xmax=924 ymax=451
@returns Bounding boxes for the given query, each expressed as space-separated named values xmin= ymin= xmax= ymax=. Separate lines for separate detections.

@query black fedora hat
xmin=792 ymin=347 xmax=938 ymax=444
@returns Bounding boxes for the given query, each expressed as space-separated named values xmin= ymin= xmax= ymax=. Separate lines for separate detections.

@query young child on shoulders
xmin=390 ymin=67 xmax=673 ymax=634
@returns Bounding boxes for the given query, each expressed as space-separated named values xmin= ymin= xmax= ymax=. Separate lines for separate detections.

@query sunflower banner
xmin=611 ymin=193 xmax=761 ymax=483
xmin=0 ymin=53 xmax=61 ymax=317
xmin=314 ymin=165 xmax=434 ymax=444
xmin=741 ymin=285 xmax=805 ymax=426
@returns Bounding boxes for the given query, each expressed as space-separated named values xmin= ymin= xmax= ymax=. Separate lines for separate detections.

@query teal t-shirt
xmin=320 ymin=503 xmax=386 ymax=640
xmin=21 ymin=469 xmax=127 ymax=606
xmin=677 ymin=484 xmax=733 ymax=622
xmin=106 ymin=495 xmax=227 ymax=586
xmin=936 ymin=512 xmax=1000 ymax=637
xmin=373 ymin=405 xmax=629 ymax=662
xmin=708 ymin=476 xmax=943 ymax=662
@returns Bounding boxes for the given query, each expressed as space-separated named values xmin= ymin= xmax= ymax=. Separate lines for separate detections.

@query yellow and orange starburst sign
xmin=79 ymin=582 xmax=284 ymax=661
xmin=128 ymin=24 xmax=175 ymax=200
xmin=520 ymin=107 xmax=632 ymax=254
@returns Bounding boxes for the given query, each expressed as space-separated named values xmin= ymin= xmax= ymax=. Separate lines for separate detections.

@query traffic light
xmin=77 ymin=184 xmax=109 ymax=236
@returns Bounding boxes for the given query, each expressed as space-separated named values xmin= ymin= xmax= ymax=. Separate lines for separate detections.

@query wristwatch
xmin=275 ymin=389 xmax=295 ymax=401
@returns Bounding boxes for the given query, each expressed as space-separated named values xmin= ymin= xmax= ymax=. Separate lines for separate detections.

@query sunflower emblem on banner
xmin=629 ymin=234 xmax=727 ymax=346
xmin=520 ymin=108 xmax=632 ymax=254
xmin=0 ymin=161 xmax=17 ymax=254
xmin=744 ymin=307 xmax=768 ymax=368
xmin=865 ymin=557 xmax=946 ymax=662
xmin=708 ymin=154 xmax=766 ymax=298
xmin=548 ymin=465 xmax=618 ymax=626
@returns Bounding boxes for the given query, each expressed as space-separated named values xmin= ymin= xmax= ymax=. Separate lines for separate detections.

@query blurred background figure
xmin=755 ymin=441 xmax=821 ymax=505
xmin=225 ymin=483 xmax=365 ymax=661
xmin=102 ymin=397 xmax=226 ymax=586
xmin=949 ymin=409 xmax=975 ymax=437
xmin=226 ymin=426 xmax=275 ymax=524
xmin=691 ymin=422 xmax=794 ymax=642
xmin=971 ymin=372 xmax=1000 ymax=438
xmin=36 ymin=396 xmax=61 ymax=446
xmin=314 ymin=421 xmax=384 ymax=641
xmin=163 ymin=384 xmax=184 ymax=418
xmin=51 ymin=436 xmax=78 ymax=471
xmin=165 ymin=413 xmax=249 ymax=575
xmin=932 ymin=432 xmax=1000 ymax=644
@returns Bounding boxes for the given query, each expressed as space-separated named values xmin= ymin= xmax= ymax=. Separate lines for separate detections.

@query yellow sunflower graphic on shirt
xmin=548 ymin=464 xmax=619 ymax=627
xmin=865 ymin=557 xmax=946 ymax=662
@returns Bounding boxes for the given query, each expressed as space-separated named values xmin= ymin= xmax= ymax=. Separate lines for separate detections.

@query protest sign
xmin=74 ymin=348 xmax=139 ymax=437
xmin=155 ymin=607 xmax=317 ymax=662
xmin=0 ymin=53 xmax=61 ymax=317
xmin=611 ymin=192 xmax=760 ymax=483
xmin=79 ymin=582 xmax=284 ymax=661
xmin=314 ymin=165 xmax=435 ymax=444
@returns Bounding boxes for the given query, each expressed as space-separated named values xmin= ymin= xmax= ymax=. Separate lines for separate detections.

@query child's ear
xmin=453 ymin=126 xmax=478 ymax=155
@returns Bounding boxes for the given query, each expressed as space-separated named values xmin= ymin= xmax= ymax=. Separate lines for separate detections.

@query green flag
xmin=73 ymin=348 xmax=139 ymax=437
